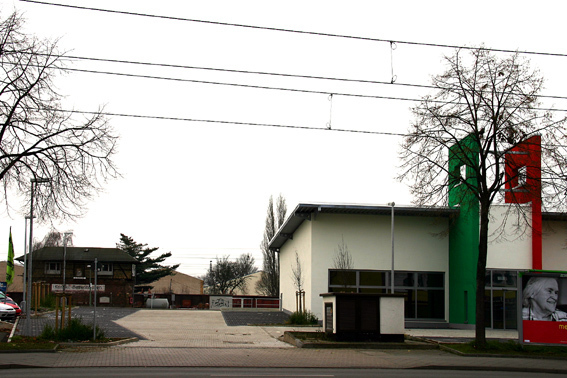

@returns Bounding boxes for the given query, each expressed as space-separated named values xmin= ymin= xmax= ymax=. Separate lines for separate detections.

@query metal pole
xmin=93 ymin=257 xmax=97 ymax=341
xmin=388 ymin=202 xmax=395 ymax=294
xmin=25 ymin=178 xmax=49 ymax=335
xmin=22 ymin=216 xmax=29 ymax=309
xmin=62 ymin=232 xmax=72 ymax=295
xmin=25 ymin=181 xmax=35 ymax=334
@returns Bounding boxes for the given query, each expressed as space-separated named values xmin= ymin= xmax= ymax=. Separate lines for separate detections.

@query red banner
xmin=522 ymin=320 xmax=567 ymax=344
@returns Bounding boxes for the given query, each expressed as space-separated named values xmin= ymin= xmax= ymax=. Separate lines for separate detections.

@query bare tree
xmin=0 ymin=12 xmax=119 ymax=221
xmin=332 ymin=235 xmax=354 ymax=289
xmin=256 ymin=194 xmax=287 ymax=297
xmin=33 ymin=229 xmax=73 ymax=250
xmin=291 ymin=251 xmax=305 ymax=312
xmin=397 ymin=47 xmax=567 ymax=348
xmin=205 ymin=253 xmax=257 ymax=295
xmin=291 ymin=251 xmax=304 ymax=292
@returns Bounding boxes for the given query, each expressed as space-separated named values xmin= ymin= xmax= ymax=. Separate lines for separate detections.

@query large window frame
xmin=98 ymin=263 xmax=113 ymax=276
xmin=328 ymin=269 xmax=445 ymax=320
xmin=484 ymin=269 xmax=520 ymax=330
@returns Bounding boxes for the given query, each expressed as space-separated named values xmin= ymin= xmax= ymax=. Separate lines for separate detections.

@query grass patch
xmin=0 ymin=336 xmax=57 ymax=350
xmin=446 ymin=340 xmax=567 ymax=358
xmin=40 ymin=317 xmax=105 ymax=342
xmin=287 ymin=311 xmax=319 ymax=325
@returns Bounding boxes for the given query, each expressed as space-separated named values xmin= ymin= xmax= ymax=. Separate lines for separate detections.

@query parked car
xmin=0 ymin=303 xmax=16 ymax=322
xmin=1 ymin=298 xmax=21 ymax=316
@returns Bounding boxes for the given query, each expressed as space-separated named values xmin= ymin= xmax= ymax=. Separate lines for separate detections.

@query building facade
xmin=17 ymin=247 xmax=138 ymax=307
xmin=270 ymin=202 xmax=567 ymax=329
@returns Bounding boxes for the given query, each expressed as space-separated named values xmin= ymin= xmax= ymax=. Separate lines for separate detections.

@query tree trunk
xmin=475 ymin=200 xmax=490 ymax=349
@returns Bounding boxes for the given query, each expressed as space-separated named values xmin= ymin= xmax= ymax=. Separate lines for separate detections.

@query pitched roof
xmin=16 ymin=247 xmax=138 ymax=263
xmin=137 ymin=270 xmax=203 ymax=294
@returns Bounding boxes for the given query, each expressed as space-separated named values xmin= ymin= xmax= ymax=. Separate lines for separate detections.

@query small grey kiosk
xmin=321 ymin=292 xmax=405 ymax=342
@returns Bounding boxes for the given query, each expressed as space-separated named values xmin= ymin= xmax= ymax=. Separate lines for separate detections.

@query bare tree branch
xmin=0 ymin=12 xmax=119 ymax=221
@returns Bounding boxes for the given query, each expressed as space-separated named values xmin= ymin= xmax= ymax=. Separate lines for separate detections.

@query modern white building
xmin=269 ymin=202 xmax=567 ymax=329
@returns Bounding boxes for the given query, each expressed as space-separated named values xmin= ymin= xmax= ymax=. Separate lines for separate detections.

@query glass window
xmin=359 ymin=271 xmax=385 ymax=286
xmin=416 ymin=289 xmax=444 ymax=319
xmin=491 ymin=270 xmax=517 ymax=287
xmin=328 ymin=269 xmax=445 ymax=320
xmin=329 ymin=270 xmax=356 ymax=286
xmin=394 ymin=272 xmax=414 ymax=287
xmin=418 ymin=273 xmax=444 ymax=288
xmin=98 ymin=263 xmax=113 ymax=276
xmin=45 ymin=262 xmax=61 ymax=274
xmin=396 ymin=289 xmax=414 ymax=318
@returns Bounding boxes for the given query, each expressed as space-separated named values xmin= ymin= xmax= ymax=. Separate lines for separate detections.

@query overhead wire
xmin=18 ymin=0 xmax=567 ymax=58
xmin=15 ymin=51 xmax=567 ymax=102
xmin=60 ymin=108 xmax=409 ymax=137
xmin=54 ymin=66 xmax=567 ymax=113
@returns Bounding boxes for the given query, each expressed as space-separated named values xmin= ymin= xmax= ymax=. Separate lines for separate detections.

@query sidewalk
xmin=1 ymin=309 xmax=564 ymax=374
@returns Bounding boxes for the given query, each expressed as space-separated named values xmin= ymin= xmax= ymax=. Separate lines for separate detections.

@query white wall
xmin=486 ymin=205 xmax=532 ymax=269
xmin=281 ymin=212 xmax=450 ymax=320
xmin=542 ymin=220 xmax=567 ymax=271
xmin=279 ymin=219 xmax=312 ymax=314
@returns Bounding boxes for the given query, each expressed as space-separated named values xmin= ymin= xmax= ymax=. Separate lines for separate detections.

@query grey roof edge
xmin=15 ymin=246 xmax=139 ymax=263
xmin=268 ymin=202 xmax=459 ymax=251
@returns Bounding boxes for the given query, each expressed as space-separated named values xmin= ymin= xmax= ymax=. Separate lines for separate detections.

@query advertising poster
xmin=520 ymin=272 xmax=567 ymax=345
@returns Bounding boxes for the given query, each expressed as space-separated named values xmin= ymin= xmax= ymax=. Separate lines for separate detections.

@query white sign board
xmin=51 ymin=284 xmax=105 ymax=292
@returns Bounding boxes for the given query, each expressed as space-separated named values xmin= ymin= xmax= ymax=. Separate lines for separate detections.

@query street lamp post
xmin=388 ymin=202 xmax=395 ymax=294
xmin=22 ymin=215 xmax=34 ymax=310
xmin=25 ymin=177 xmax=50 ymax=335
xmin=62 ymin=232 xmax=73 ymax=295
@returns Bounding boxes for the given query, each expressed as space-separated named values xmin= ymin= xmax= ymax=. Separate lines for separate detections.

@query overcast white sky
xmin=1 ymin=0 xmax=566 ymax=277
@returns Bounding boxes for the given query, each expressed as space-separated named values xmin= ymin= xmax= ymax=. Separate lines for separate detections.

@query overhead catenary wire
xmin=57 ymin=108 xmax=409 ymax=137
xmin=18 ymin=0 xmax=567 ymax=58
xmin=12 ymin=52 xmax=567 ymax=102
xmin=57 ymin=66 xmax=567 ymax=113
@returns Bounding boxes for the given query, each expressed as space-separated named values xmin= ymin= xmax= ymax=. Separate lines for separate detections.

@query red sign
xmin=522 ymin=320 xmax=567 ymax=345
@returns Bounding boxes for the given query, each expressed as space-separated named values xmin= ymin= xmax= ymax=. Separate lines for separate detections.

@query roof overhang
xmin=268 ymin=202 xmax=459 ymax=251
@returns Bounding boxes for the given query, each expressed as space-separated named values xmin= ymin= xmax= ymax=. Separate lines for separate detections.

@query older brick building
xmin=17 ymin=247 xmax=138 ymax=307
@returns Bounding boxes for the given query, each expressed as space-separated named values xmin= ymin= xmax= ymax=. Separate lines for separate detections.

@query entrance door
xmin=489 ymin=289 xmax=517 ymax=329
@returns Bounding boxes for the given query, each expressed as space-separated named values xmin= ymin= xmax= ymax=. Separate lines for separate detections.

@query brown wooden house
xmin=17 ymin=247 xmax=138 ymax=307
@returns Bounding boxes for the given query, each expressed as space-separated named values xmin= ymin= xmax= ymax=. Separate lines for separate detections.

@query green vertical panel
xmin=448 ymin=135 xmax=479 ymax=325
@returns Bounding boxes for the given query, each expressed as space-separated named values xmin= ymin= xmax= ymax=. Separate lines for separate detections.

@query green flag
xmin=6 ymin=228 xmax=14 ymax=285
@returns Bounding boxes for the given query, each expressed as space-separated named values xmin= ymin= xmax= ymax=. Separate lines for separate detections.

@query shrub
xmin=287 ymin=311 xmax=319 ymax=325
xmin=40 ymin=294 xmax=56 ymax=310
xmin=40 ymin=317 xmax=105 ymax=341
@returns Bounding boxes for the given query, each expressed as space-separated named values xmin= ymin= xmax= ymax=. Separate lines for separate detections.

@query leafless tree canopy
xmin=332 ymin=235 xmax=354 ymax=288
xmin=256 ymin=194 xmax=287 ymax=297
xmin=33 ymin=229 xmax=73 ymax=251
xmin=397 ymin=47 xmax=567 ymax=348
xmin=205 ymin=253 xmax=257 ymax=295
xmin=398 ymin=48 xmax=567 ymax=211
xmin=0 ymin=12 xmax=119 ymax=221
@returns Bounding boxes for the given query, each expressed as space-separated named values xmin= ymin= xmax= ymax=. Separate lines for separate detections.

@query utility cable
xmin=59 ymin=108 xmax=409 ymax=137
xmin=12 ymin=52 xmax=567 ymax=102
xmin=62 ymin=66 xmax=567 ymax=113
xmin=19 ymin=0 xmax=567 ymax=58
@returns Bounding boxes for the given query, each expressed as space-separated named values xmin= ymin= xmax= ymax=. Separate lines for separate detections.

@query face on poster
xmin=521 ymin=273 xmax=567 ymax=345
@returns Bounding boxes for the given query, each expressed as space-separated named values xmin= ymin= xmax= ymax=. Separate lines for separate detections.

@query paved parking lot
xmin=16 ymin=307 xmax=309 ymax=348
